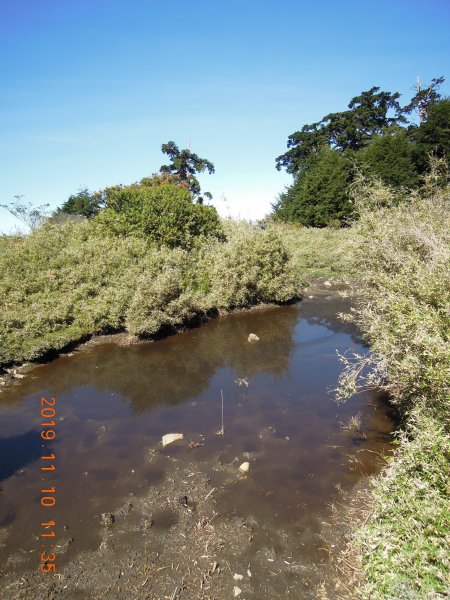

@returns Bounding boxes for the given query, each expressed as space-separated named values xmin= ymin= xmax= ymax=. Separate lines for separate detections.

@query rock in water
xmin=101 ymin=513 xmax=115 ymax=526
xmin=248 ymin=333 xmax=260 ymax=343
xmin=162 ymin=433 xmax=184 ymax=447
xmin=239 ymin=461 xmax=250 ymax=474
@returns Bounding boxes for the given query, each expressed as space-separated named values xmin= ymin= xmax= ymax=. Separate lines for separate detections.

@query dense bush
xmin=337 ymin=172 xmax=450 ymax=597
xmin=95 ymin=183 xmax=224 ymax=249
xmin=198 ymin=222 xmax=300 ymax=309
xmin=339 ymin=174 xmax=450 ymax=417
xmin=0 ymin=219 xmax=301 ymax=368
xmin=0 ymin=221 xmax=148 ymax=366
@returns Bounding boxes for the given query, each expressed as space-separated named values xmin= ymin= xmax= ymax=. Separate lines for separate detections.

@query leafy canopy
xmin=276 ymin=87 xmax=406 ymax=174
xmin=159 ymin=141 xmax=215 ymax=203
xmin=274 ymin=78 xmax=447 ymax=227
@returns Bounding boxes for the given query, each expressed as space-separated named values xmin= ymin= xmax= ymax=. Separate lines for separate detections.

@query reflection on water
xmin=0 ymin=294 xmax=394 ymax=574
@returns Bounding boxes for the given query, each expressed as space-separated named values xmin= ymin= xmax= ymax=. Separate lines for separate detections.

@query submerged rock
xmin=248 ymin=333 xmax=260 ymax=343
xmin=101 ymin=513 xmax=115 ymax=526
xmin=162 ymin=433 xmax=184 ymax=447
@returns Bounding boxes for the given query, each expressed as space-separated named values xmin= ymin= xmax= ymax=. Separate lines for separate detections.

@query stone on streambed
xmin=248 ymin=333 xmax=260 ymax=343
xmin=101 ymin=513 xmax=115 ymax=526
xmin=162 ymin=433 xmax=184 ymax=447
xmin=239 ymin=462 xmax=250 ymax=475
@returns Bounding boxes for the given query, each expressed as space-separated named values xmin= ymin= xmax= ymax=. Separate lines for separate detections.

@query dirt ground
xmin=0 ymin=435 xmax=356 ymax=600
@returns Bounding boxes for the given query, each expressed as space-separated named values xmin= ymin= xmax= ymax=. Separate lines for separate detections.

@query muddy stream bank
xmin=0 ymin=286 xmax=395 ymax=599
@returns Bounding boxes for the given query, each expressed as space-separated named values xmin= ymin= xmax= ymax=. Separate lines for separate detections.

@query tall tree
xmin=274 ymin=147 xmax=354 ymax=227
xmin=403 ymin=76 xmax=444 ymax=124
xmin=410 ymin=99 xmax=450 ymax=172
xmin=276 ymin=87 xmax=405 ymax=174
xmin=159 ymin=141 xmax=215 ymax=203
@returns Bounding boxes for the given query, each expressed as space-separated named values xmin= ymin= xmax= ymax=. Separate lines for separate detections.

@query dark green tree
xmin=57 ymin=188 xmax=101 ymax=218
xmin=276 ymin=87 xmax=405 ymax=174
xmin=358 ymin=127 xmax=420 ymax=188
xmin=403 ymin=76 xmax=444 ymax=124
xmin=410 ymin=99 xmax=450 ymax=173
xmin=159 ymin=141 xmax=215 ymax=203
xmin=273 ymin=147 xmax=355 ymax=227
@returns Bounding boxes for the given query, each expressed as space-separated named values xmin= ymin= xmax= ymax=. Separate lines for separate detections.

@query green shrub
xmin=0 ymin=218 xmax=303 ymax=369
xmin=340 ymin=181 xmax=450 ymax=418
xmin=125 ymin=248 xmax=201 ymax=336
xmin=95 ymin=183 xmax=224 ymax=249
xmin=336 ymin=174 xmax=450 ymax=598
xmin=357 ymin=411 xmax=450 ymax=599
xmin=197 ymin=222 xmax=300 ymax=310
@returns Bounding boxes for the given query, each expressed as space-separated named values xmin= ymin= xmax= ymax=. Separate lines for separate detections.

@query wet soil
xmin=0 ymin=284 xmax=395 ymax=599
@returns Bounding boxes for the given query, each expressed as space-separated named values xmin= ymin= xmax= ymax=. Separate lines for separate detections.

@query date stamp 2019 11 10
xmin=39 ymin=395 xmax=57 ymax=573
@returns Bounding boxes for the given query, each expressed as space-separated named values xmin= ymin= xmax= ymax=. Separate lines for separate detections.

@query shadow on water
xmin=0 ymin=293 xmax=395 ymax=588
xmin=0 ymin=431 xmax=43 ymax=482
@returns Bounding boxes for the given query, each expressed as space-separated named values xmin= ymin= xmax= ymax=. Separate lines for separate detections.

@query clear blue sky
xmin=1 ymin=0 xmax=449 ymax=232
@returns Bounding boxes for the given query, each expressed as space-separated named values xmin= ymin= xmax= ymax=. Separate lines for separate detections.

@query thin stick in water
xmin=216 ymin=389 xmax=224 ymax=435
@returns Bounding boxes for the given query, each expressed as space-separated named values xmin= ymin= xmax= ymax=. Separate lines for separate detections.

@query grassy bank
xmin=338 ymin=174 xmax=450 ymax=598
xmin=0 ymin=215 xmax=355 ymax=373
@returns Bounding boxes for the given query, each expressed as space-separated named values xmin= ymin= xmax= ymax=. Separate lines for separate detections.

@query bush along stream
xmin=334 ymin=169 xmax=450 ymax=599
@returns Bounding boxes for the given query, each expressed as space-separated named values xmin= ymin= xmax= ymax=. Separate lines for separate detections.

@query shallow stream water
xmin=0 ymin=292 xmax=395 ymax=595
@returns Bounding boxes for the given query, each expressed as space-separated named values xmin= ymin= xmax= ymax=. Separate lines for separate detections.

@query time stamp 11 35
xmin=39 ymin=395 xmax=58 ymax=573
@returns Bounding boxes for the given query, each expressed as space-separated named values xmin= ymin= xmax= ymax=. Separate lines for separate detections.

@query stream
xmin=0 ymin=289 xmax=395 ymax=599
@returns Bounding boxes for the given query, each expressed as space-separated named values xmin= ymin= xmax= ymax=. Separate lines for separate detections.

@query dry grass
xmin=336 ymin=167 xmax=450 ymax=598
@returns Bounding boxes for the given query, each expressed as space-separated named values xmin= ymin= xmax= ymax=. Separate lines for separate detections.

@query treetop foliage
xmin=274 ymin=77 xmax=448 ymax=226
xmin=159 ymin=141 xmax=215 ymax=203
xmin=276 ymin=87 xmax=406 ymax=174
xmin=56 ymin=188 xmax=100 ymax=219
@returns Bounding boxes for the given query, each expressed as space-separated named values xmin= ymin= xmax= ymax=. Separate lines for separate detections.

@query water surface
xmin=0 ymin=294 xmax=394 ymax=581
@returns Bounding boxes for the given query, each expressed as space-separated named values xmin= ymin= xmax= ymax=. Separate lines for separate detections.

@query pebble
xmin=239 ymin=462 xmax=250 ymax=474
xmin=247 ymin=333 xmax=260 ymax=343
xmin=162 ymin=433 xmax=184 ymax=447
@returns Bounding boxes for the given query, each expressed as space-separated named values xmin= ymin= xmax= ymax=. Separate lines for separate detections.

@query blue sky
xmin=1 ymin=0 xmax=449 ymax=232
